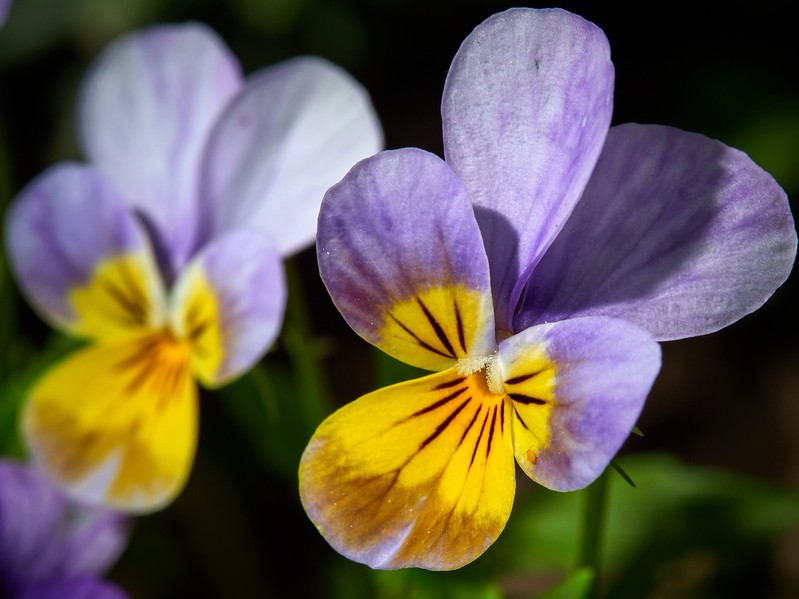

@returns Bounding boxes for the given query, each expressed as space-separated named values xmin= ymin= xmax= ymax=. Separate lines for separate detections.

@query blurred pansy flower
xmin=5 ymin=23 xmax=381 ymax=512
xmin=0 ymin=459 xmax=130 ymax=599
xmin=300 ymin=8 xmax=796 ymax=570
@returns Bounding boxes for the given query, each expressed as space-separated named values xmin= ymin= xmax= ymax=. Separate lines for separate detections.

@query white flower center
xmin=456 ymin=352 xmax=504 ymax=395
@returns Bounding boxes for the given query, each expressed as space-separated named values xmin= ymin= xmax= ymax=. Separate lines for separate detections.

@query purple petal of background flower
xmin=318 ymin=148 xmax=496 ymax=365
xmin=4 ymin=163 xmax=154 ymax=333
xmin=0 ymin=0 xmax=11 ymax=28
xmin=0 ymin=461 xmax=129 ymax=596
xmin=77 ymin=22 xmax=243 ymax=276
xmin=442 ymin=7 xmax=615 ymax=331
xmin=499 ymin=317 xmax=661 ymax=491
xmin=199 ymin=56 xmax=383 ymax=257
xmin=516 ymin=124 xmax=797 ymax=340
xmin=17 ymin=577 xmax=128 ymax=599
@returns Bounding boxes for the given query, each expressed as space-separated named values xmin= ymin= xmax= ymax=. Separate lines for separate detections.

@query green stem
xmin=281 ymin=258 xmax=332 ymax=432
xmin=579 ymin=468 xmax=610 ymax=598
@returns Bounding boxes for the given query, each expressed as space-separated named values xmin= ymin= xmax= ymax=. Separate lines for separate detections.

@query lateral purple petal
xmin=318 ymin=148 xmax=496 ymax=370
xmin=4 ymin=163 xmax=153 ymax=334
xmin=77 ymin=22 xmax=243 ymax=273
xmin=516 ymin=124 xmax=798 ymax=340
xmin=0 ymin=461 xmax=129 ymax=595
xmin=171 ymin=230 xmax=286 ymax=386
xmin=500 ymin=317 xmax=660 ymax=491
xmin=442 ymin=7 xmax=614 ymax=331
xmin=199 ymin=56 xmax=382 ymax=256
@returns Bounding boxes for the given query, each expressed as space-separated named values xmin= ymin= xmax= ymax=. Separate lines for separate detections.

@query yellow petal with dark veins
xmin=69 ymin=253 xmax=165 ymax=341
xmin=23 ymin=332 xmax=197 ymax=513
xmin=378 ymin=284 xmax=495 ymax=372
xmin=500 ymin=343 xmax=556 ymax=478
xmin=299 ymin=367 xmax=515 ymax=570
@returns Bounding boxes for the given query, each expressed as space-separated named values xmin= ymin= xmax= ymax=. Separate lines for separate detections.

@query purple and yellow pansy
xmin=5 ymin=23 xmax=381 ymax=513
xmin=299 ymin=8 xmax=796 ymax=570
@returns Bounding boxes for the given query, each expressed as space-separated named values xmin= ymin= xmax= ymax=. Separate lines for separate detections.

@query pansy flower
xmin=299 ymin=8 xmax=796 ymax=570
xmin=0 ymin=459 xmax=130 ymax=599
xmin=5 ymin=23 xmax=381 ymax=512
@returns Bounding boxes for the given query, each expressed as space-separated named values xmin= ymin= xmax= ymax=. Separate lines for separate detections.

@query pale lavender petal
xmin=442 ymin=8 xmax=614 ymax=330
xmin=4 ymin=163 xmax=156 ymax=334
xmin=0 ymin=461 xmax=129 ymax=594
xmin=318 ymin=149 xmax=496 ymax=371
xmin=499 ymin=317 xmax=660 ymax=491
xmin=516 ymin=124 xmax=797 ymax=340
xmin=170 ymin=230 xmax=286 ymax=386
xmin=199 ymin=56 xmax=382 ymax=256
xmin=18 ymin=577 xmax=128 ymax=599
xmin=77 ymin=23 xmax=243 ymax=274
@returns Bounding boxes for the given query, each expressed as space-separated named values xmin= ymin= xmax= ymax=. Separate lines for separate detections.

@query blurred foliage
xmin=1 ymin=0 xmax=798 ymax=597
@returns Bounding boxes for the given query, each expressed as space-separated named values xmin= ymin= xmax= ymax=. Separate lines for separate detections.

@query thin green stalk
xmin=579 ymin=469 xmax=610 ymax=598
xmin=281 ymin=258 xmax=332 ymax=433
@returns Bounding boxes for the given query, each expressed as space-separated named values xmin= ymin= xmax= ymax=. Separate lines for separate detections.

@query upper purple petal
xmin=77 ymin=22 xmax=243 ymax=275
xmin=0 ymin=461 xmax=129 ymax=595
xmin=4 ymin=163 xmax=156 ymax=334
xmin=198 ymin=56 xmax=382 ymax=256
xmin=442 ymin=8 xmax=614 ymax=331
xmin=318 ymin=148 xmax=496 ymax=370
xmin=516 ymin=124 xmax=797 ymax=340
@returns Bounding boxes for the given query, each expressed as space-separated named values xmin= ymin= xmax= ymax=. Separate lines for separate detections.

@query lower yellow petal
xmin=23 ymin=333 xmax=197 ymax=513
xmin=300 ymin=368 xmax=515 ymax=570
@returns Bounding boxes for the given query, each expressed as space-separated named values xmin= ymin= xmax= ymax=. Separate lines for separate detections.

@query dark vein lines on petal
xmin=457 ymin=405 xmax=483 ymax=449
xmin=513 ymin=405 xmax=531 ymax=431
xmin=508 ymin=393 xmax=547 ymax=406
xmin=407 ymin=386 xmax=468 ymax=420
xmin=485 ymin=406 xmax=498 ymax=459
xmin=454 ymin=300 xmax=467 ymax=354
xmin=419 ymin=397 xmax=471 ymax=451
xmin=100 ymin=280 xmax=146 ymax=324
xmin=504 ymin=370 xmax=544 ymax=386
xmin=416 ymin=297 xmax=457 ymax=358
xmin=469 ymin=411 xmax=491 ymax=469
xmin=390 ymin=314 xmax=453 ymax=358
xmin=434 ymin=376 xmax=466 ymax=390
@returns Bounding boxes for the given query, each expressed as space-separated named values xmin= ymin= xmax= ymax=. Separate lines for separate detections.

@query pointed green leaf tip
xmin=610 ymin=460 xmax=637 ymax=489
xmin=537 ymin=568 xmax=595 ymax=599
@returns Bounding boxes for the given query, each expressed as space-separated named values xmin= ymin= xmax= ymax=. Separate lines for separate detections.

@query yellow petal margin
xmin=169 ymin=263 xmax=225 ymax=387
xmin=299 ymin=368 xmax=515 ymax=570
xmin=23 ymin=332 xmax=197 ymax=513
